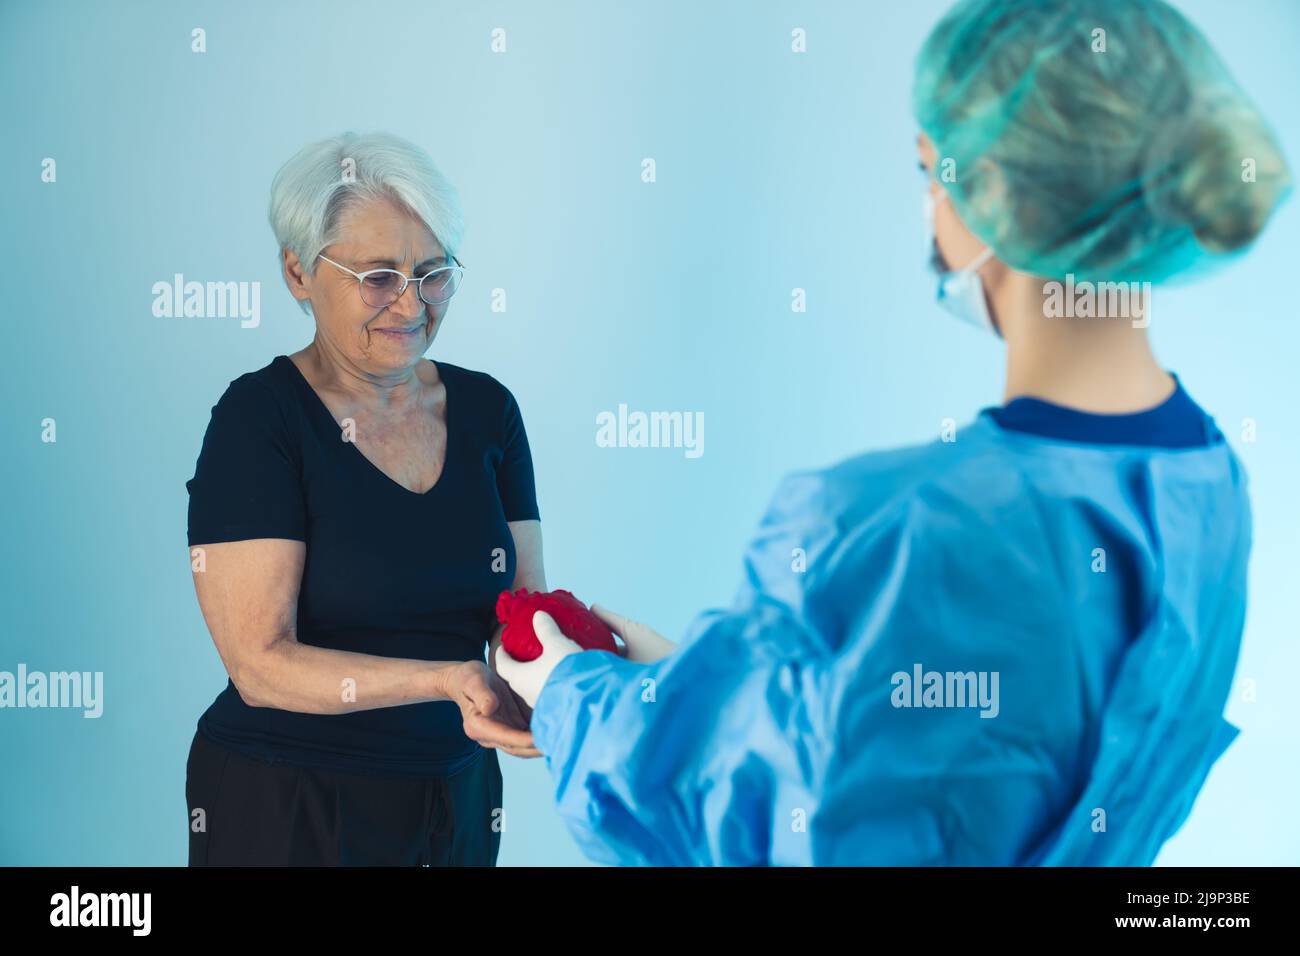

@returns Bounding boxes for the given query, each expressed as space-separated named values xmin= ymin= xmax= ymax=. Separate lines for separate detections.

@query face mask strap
xmin=962 ymin=246 xmax=995 ymax=275
xmin=927 ymin=188 xmax=997 ymax=276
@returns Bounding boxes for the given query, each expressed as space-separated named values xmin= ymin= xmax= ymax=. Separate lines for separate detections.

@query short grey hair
xmin=268 ymin=131 xmax=465 ymax=314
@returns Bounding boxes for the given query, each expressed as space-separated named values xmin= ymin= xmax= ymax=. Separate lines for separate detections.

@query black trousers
xmin=185 ymin=728 xmax=503 ymax=866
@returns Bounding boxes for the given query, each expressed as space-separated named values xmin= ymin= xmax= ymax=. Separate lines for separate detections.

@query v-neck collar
xmin=277 ymin=354 xmax=452 ymax=497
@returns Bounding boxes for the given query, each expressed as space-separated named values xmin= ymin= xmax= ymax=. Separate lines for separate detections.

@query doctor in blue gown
xmin=496 ymin=0 xmax=1292 ymax=865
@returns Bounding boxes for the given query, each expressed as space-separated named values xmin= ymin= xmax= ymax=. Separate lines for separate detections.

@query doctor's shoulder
xmin=748 ymin=428 xmax=1015 ymax=571
xmin=793 ymin=425 xmax=1000 ymax=525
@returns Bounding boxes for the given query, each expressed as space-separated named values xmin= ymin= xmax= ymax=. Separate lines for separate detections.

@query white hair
xmin=267 ymin=131 xmax=465 ymax=314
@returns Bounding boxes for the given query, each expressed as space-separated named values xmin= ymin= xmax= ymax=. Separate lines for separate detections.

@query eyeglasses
xmin=316 ymin=252 xmax=465 ymax=308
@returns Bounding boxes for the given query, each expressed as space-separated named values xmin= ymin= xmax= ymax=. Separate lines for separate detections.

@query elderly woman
xmin=184 ymin=131 xmax=543 ymax=866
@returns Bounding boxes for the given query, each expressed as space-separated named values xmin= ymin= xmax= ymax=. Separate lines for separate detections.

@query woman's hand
xmin=486 ymin=665 xmax=535 ymax=733
xmin=441 ymin=660 xmax=542 ymax=758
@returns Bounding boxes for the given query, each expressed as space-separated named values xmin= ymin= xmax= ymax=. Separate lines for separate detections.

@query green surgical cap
xmin=913 ymin=0 xmax=1292 ymax=284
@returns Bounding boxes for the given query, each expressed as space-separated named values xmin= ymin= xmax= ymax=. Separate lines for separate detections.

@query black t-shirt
xmin=185 ymin=354 xmax=539 ymax=777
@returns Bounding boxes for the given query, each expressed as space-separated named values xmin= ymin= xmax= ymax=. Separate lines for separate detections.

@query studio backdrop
xmin=1 ymin=0 xmax=1297 ymax=865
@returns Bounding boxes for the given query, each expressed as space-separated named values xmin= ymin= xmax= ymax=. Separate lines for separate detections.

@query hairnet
xmin=913 ymin=0 xmax=1292 ymax=284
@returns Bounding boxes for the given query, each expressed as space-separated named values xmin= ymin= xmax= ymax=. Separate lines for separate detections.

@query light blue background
xmin=1 ymin=0 xmax=1296 ymax=866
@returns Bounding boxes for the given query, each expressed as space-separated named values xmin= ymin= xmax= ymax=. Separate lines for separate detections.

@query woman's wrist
xmin=429 ymin=660 xmax=462 ymax=702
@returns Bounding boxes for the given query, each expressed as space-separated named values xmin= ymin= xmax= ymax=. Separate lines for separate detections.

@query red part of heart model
xmin=495 ymin=588 xmax=617 ymax=662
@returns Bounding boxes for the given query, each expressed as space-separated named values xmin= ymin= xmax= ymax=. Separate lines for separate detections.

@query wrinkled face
xmin=307 ymin=196 xmax=452 ymax=374
xmin=918 ymin=131 xmax=987 ymax=274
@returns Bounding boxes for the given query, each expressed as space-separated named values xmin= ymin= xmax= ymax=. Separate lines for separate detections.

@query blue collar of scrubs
xmin=982 ymin=373 xmax=1223 ymax=448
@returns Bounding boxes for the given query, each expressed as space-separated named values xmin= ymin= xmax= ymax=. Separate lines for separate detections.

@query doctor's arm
xmin=515 ymin=489 xmax=1078 ymax=866
xmin=525 ymin=598 xmax=840 ymax=866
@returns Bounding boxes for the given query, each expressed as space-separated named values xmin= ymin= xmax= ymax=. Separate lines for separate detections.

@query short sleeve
xmin=186 ymin=377 xmax=307 ymax=546
xmin=496 ymin=384 xmax=540 ymax=522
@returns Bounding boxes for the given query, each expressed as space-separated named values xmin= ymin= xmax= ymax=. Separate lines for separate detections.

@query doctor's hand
xmin=590 ymin=604 xmax=677 ymax=663
xmin=493 ymin=610 xmax=585 ymax=710
xmin=443 ymin=660 xmax=542 ymax=759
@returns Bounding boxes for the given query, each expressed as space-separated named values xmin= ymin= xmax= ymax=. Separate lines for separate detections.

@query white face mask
xmin=924 ymin=189 xmax=998 ymax=337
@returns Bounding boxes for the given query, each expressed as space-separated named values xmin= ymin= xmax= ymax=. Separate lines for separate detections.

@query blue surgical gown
xmin=530 ymin=409 xmax=1249 ymax=865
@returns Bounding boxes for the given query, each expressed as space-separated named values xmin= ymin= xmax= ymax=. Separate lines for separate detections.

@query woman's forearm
xmin=236 ymin=637 xmax=459 ymax=714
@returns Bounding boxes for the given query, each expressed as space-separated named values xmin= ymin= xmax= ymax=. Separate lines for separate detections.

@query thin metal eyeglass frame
xmin=316 ymin=252 xmax=465 ymax=307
